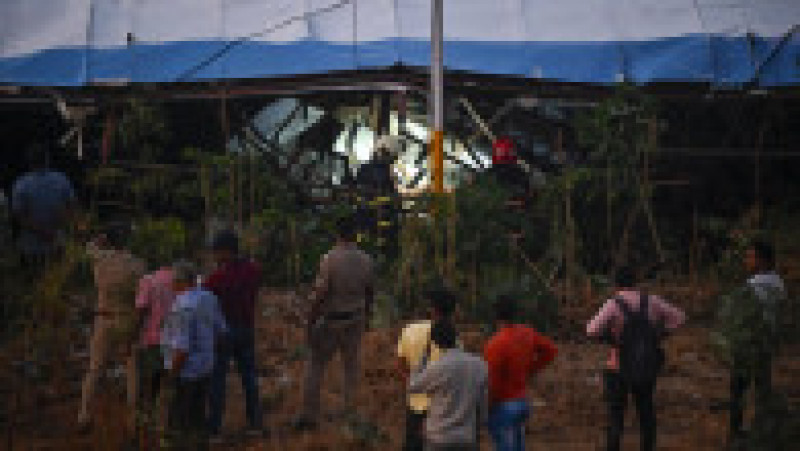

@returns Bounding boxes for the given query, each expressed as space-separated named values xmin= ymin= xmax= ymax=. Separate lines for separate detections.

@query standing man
xmin=205 ymin=230 xmax=263 ymax=436
xmin=133 ymin=258 xmax=177 ymax=444
xmin=728 ymin=240 xmax=786 ymax=443
xmin=409 ymin=320 xmax=488 ymax=451
xmin=295 ymin=215 xmax=375 ymax=430
xmin=586 ymin=267 xmax=685 ymax=451
xmin=396 ymin=287 xmax=457 ymax=450
xmin=11 ymin=144 xmax=75 ymax=266
xmin=484 ymin=295 xmax=558 ymax=451
xmin=161 ymin=261 xmax=228 ymax=450
xmin=78 ymin=226 xmax=146 ymax=431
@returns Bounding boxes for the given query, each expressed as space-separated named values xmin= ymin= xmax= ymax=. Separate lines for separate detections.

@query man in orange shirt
xmin=483 ymin=295 xmax=557 ymax=451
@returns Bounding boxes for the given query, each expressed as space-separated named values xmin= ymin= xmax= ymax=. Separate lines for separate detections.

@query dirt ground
xmin=2 ymin=289 xmax=799 ymax=450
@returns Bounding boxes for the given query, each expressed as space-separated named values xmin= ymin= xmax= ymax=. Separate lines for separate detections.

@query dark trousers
xmin=136 ymin=346 xmax=164 ymax=422
xmin=302 ymin=318 xmax=363 ymax=420
xmin=135 ymin=346 xmax=164 ymax=449
xmin=425 ymin=442 xmax=477 ymax=451
xmin=208 ymin=326 xmax=261 ymax=433
xmin=730 ymin=355 xmax=773 ymax=437
xmin=169 ymin=376 xmax=210 ymax=450
xmin=403 ymin=409 xmax=427 ymax=451
xmin=604 ymin=370 xmax=656 ymax=451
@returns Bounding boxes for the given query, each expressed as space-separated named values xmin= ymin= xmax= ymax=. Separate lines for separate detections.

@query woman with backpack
xmin=586 ymin=267 xmax=685 ymax=451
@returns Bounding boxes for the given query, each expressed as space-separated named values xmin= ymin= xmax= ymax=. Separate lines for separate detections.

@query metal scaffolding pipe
xmin=430 ymin=0 xmax=445 ymax=193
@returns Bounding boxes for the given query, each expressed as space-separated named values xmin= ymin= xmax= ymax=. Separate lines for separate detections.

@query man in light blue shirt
xmin=161 ymin=261 xmax=227 ymax=449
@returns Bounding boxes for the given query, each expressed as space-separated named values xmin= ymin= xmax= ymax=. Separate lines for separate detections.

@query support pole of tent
xmin=754 ymin=108 xmax=768 ymax=226
xmin=430 ymin=0 xmax=446 ymax=279
xmin=430 ymin=0 xmax=444 ymax=194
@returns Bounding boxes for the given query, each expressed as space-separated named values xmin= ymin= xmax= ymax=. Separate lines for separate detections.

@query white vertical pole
xmin=430 ymin=0 xmax=444 ymax=193
xmin=84 ymin=0 xmax=95 ymax=85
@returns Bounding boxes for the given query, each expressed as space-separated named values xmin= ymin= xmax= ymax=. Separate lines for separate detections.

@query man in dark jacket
xmin=205 ymin=230 xmax=263 ymax=436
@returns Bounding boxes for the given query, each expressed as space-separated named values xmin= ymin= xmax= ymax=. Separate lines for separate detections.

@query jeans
xmin=604 ymin=370 xmax=656 ymax=451
xmin=488 ymin=399 xmax=530 ymax=451
xmin=730 ymin=355 xmax=773 ymax=437
xmin=208 ymin=326 xmax=261 ymax=433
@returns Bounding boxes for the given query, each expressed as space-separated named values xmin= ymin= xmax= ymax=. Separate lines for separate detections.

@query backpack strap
xmin=617 ymin=293 xmax=650 ymax=319
xmin=614 ymin=297 xmax=631 ymax=317
xmin=417 ymin=329 xmax=434 ymax=375
xmin=640 ymin=292 xmax=649 ymax=318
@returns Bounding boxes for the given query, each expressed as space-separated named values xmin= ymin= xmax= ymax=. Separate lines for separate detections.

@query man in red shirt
xmin=204 ymin=230 xmax=263 ymax=436
xmin=483 ymin=295 xmax=558 ymax=451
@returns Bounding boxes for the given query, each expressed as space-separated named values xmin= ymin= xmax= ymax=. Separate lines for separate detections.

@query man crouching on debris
xmin=161 ymin=260 xmax=228 ymax=450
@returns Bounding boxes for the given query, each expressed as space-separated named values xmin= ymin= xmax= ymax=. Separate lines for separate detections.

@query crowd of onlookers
xmin=4 ymin=153 xmax=787 ymax=451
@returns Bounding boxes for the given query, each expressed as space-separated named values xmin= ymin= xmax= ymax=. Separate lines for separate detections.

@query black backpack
xmin=615 ymin=294 xmax=664 ymax=389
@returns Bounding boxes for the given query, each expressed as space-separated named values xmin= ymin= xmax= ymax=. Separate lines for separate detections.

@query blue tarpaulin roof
xmin=1 ymin=0 xmax=797 ymax=87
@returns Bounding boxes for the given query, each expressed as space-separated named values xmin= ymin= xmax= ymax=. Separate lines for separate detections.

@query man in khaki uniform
xmin=78 ymin=226 xmax=146 ymax=431
xmin=295 ymin=216 xmax=375 ymax=430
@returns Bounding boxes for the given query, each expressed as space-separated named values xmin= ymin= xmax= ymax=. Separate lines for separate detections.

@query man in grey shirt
xmin=409 ymin=320 xmax=488 ymax=451
xmin=11 ymin=148 xmax=75 ymax=261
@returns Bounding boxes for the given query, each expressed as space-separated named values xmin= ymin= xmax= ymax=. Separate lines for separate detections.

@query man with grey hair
xmin=161 ymin=260 xmax=227 ymax=449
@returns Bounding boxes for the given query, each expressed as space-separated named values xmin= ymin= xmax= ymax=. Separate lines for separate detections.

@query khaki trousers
xmin=301 ymin=317 xmax=364 ymax=420
xmin=78 ymin=317 xmax=137 ymax=425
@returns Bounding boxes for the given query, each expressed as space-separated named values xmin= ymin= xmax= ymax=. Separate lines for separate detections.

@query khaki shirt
xmin=397 ymin=320 xmax=445 ymax=412
xmin=311 ymin=242 xmax=374 ymax=315
xmin=87 ymin=243 xmax=146 ymax=340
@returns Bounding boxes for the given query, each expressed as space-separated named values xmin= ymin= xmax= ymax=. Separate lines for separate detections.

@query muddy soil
xmin=2 ymin=289 xmax=799 ymax=450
